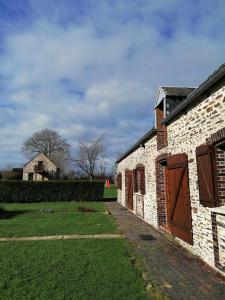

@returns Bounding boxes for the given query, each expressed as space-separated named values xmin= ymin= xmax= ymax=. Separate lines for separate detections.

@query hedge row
xmin=0 ymin=181 xmax=105 ymax=203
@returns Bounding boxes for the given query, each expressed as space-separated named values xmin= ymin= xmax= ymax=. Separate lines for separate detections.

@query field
xmin=103 ymin=183 xmax=117 ymax=199
xmin=0 ymin=201 xmax=153 ymax=300
xmin=0 ymin=202 xmax=117 ymax=237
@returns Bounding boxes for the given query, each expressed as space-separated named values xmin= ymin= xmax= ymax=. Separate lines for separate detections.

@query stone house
xmin=23 ymin=153 xmax=59 ymax=181
xmin=116 ymin=63 xmax=225 ymax=277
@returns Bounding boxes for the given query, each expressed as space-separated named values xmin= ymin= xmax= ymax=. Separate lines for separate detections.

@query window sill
xmin=211 ymin=206 xmax=225 ymax=216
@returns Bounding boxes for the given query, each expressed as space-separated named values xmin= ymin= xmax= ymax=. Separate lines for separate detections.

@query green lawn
xmin=103 ymin=184 xmax=117 ymax=199
xmin=0 ymin=202 xmax=117 ymax=237
xmin=0 ymin=240 xmax=149 ymax=300
xmin=0 ymin=202 xmax=157 ymax=299
xmin=1 ymin=201 xmax=106 ymax=212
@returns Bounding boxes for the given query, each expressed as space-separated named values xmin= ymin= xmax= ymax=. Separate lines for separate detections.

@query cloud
xmin=0 ymin=0 xmax=225 ymax=168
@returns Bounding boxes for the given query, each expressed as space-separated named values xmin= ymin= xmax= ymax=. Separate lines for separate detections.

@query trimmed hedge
xmin=0 ymin=181 xmax=105 ymax=203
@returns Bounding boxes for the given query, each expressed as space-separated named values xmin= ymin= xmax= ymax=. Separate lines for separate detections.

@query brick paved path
xmin=105 ymin=202 xmax=225 ymax=300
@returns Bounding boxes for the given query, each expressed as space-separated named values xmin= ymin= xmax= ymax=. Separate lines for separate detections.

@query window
xmin=134 ymin=165 xmax=145 ymax=195
xmin=38 ymin=161 xmax=43 ymax=167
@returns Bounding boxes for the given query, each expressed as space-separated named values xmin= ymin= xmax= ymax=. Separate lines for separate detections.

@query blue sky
xmin=0 ymin=0 xmax=225 ymax=169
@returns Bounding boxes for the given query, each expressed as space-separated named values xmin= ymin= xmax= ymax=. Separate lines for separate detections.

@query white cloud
xmin=0 ymin=0 xmax=225 ymax=168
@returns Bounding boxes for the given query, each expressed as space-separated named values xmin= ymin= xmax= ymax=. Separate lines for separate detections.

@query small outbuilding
xmin=23 ymin=153 xmax=59 ymax=181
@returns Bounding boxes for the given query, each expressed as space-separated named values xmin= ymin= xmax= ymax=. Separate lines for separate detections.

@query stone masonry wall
xmin=117 ymin=85 xmax=225 ymax=275
xmin=117 ymin=135 xmax=159 ymax=229
xmin=166 ymin=86 xmax=225 ymax=271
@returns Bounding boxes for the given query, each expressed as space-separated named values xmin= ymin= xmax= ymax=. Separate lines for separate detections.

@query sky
xmin=0 ymin=0 xmax=225 ymax=169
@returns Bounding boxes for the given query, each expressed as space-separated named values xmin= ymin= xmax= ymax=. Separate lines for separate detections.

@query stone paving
xmin=105 ymin=202 xmax=225 ymax=300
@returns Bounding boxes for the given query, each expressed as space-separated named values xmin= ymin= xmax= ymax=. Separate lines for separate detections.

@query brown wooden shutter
xmin=196 ymin=145 xmax=216 ymax=207
xmin=116 ymin=173 xmax=122 ymax=190
xmin=119 ymin=173 xmax=122 ymax=190
xmin=133 ymin=169 xmax=137 ymax=193
xmin=140 ymin=166 xmax=145 ymax=195
xmin=115 ymin=175 xmax=118 ymax=189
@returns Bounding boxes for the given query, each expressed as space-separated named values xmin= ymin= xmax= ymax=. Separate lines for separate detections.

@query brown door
xmin=125 ymin=170 xmax=133 ymax=210
xmin=166 ymin=153 xmax=193 ymax=245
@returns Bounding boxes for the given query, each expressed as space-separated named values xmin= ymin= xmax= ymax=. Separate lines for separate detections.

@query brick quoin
xmin=157 ymin=130 xmax=167 ymax=150
xmin=211 ymin=128 xmax=225 ymax=144
xmin=216 ymin=147 xmax=225 ymax=205
xmin=156 ymin=153 xmax=170 ymax=227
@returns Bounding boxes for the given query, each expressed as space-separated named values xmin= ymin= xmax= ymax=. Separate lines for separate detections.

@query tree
xmin=1 ymin=165 xmax=23 ymax=180
xmin=22 ymin=129 xmax=71 ymax=171
xmin=71 ymin=136 xmax=105 ymax=181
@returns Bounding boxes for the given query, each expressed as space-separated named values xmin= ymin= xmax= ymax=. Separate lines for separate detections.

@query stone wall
xmin=211 ymin=208 xmax=225 ymax=273
xmin=166 ymin=86 xmax=225 ymax=270
xmin=117 ymin=83 xmax=225 ymax=275
xmin=117 ymin=135 xmax=158 ymax=229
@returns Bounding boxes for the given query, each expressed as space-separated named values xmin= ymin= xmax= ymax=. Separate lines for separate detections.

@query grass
xmin=103 ymin=184 xmax=117 ymax=199
xmin=1 ymin=201 xmax=106 ymax=212
xmin=0 ymin=202 xmax=117 ymax=237
xmin=0 ymin=201 xmax=158 ymax=299
xmin=0 ymin=239 xmax=150 ymax=300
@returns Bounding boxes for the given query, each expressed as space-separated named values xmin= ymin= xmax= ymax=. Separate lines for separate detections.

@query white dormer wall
xmin=154 ymin=87 xmax=166 ymax=128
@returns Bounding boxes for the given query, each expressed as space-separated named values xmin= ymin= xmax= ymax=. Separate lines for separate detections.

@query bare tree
xmin=71 ymin=136 xmax=105 ymax=181
xmin=22 ymin=129 xmax=71 ymax=170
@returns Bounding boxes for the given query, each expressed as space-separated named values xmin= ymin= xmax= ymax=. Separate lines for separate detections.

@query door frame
xmin=165 ymin=153 xmax=193 ymax=245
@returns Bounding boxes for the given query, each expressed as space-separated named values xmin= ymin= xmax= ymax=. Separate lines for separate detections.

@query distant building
xmin=23 ymin=153 xmax=59 ymax=181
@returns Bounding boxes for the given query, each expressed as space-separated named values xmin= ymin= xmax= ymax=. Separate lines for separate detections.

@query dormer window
xmin=155 ymin=87 xmax=195 ymax=150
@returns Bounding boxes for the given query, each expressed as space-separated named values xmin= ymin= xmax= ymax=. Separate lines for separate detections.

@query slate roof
xmin=116 ymin=62 xmax=225 ymax=164
xmin=161 ymin=86 xmax=196 ymax=97
xmin=163 ymin=63 xmax=225 ymax=124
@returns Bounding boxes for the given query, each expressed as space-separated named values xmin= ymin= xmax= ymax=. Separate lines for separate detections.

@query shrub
xmin=0 ymin=181 xmax=104 ymax=203
xmin=1 ymin=169 xmax=23 ymax=180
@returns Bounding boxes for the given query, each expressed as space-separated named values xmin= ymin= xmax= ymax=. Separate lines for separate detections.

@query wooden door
xmin=125 ymin=170 xmax=133 ymax=210
xmin=166 ymin=153 xmax=193 ymax=244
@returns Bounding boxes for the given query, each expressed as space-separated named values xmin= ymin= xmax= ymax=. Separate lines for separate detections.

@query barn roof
xmin=161 ymin=87 xmax=196 ymax=97
xmin=23 ymin=153 xmax=57 ymax=168
xmin=155 ymin=86 xmax=196 ymax=109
